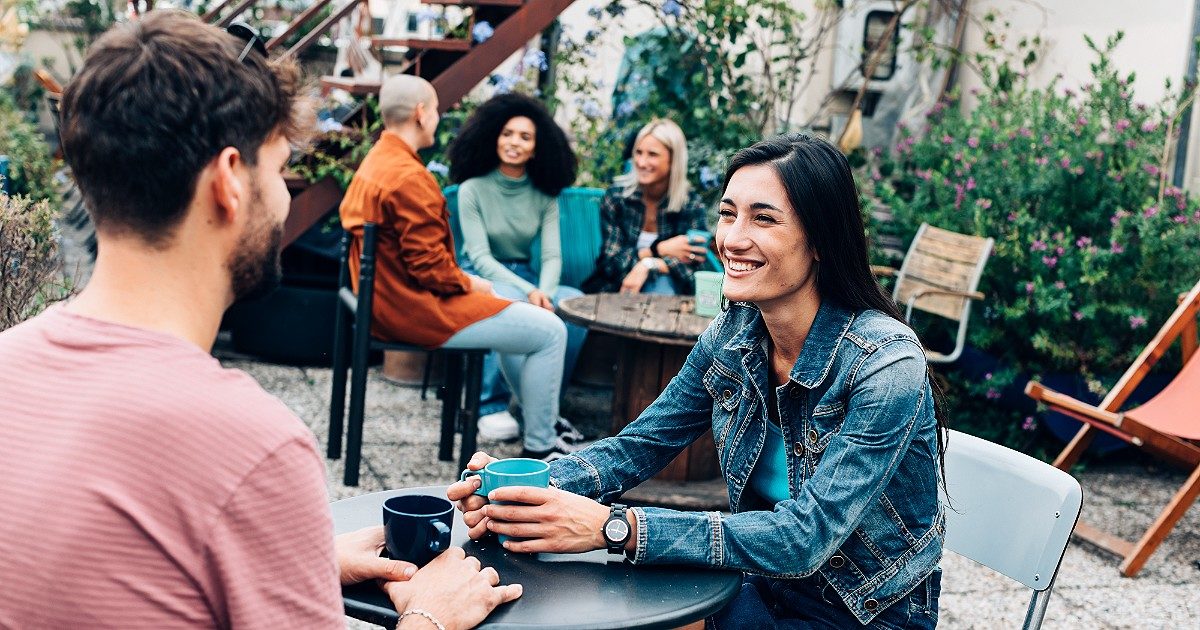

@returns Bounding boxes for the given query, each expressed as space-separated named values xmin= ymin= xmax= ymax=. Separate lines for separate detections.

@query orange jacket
xmin=339 ymin=131 xmax=508 ymax=348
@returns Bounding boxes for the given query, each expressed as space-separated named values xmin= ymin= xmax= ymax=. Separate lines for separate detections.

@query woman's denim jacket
xmin=550 ymin=301 xmax=944 ymax=625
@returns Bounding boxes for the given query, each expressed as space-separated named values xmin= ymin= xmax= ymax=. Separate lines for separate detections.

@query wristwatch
xmin=640 ymin=257 xmax=659 ymax=271
xmin=602 ymin=503 xmax=632 ymax=553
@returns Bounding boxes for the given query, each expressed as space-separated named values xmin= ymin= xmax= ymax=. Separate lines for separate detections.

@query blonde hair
xmin=615 ymin=119 xmax=691 ymax=213
xmin=379 ymin=75 xmax=435 ymax=127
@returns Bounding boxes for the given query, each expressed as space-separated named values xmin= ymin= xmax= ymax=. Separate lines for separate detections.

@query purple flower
xmin=942 ymin=134 xmax=954 ymax=145
xmin=1145 ymin=164 xmax=1161 ymax=177
xmin=472 ymin=21 xmax=495 ymax=43
xmin=1141 ymin=120 xmax=1158 ymax=133
xmin=1111 ymin=241 xmax=1125 ymax=254
xmin=967 ymin=137 xmax=979 ymax=148
xmin=1025 ymin=282 xmax=1036 ymax=294
xmin=1076 ymin=236 xmax=1092 ymax=248
xmin=1030 ymin=240 xmax=1048 ymax=252
xmin=1143 ymin=205 xmax=1159 ymax=218
xmin=1116 ymin=119 xmax=1131 ymax=131
xmin=1019 ymin=127 xmax=1033 ymax=138
xmin=953 ymin=183 xmax=965 ymax=209
xmin=1022 ymin=416 xmax=1037 ymax=431
xmin=1073 ymin=311 xmax=1084 ymax=320
xmin=1173 ymin=215 xmax=1190 ymax=224
xmin=986 ymin=388 xmax=1001 ymax=400
xmin=1129 ymin=315 xmax=1147 ymax=329
xmin=1056 ymin=246 xmax=1065 ymax=255
xmin=985 ymin=372 xmax=993 ymax=380
xmin=1165 ymin=186 xmax=1183 ymax=198
xmin=1054 ymin=281 xmax=1066 ymax=289
xmin=976 ymin=198 xmax=992 ymax=209
xmin=1042 ymin=256 xmax=1058 ymax=268
xmin=1060 ymin=156 xmax=1072 ymax=168
xmin=1035 ymin=156 xmax=1049 ymax=166
xmin=661 ymin=0 xmax=683 ymax=17
xmin=1007 ymin=212 xmax=1019 ymax=222
xmin=1125 ymin=139 xmax=1137 ymax=149
xmin=1075 ymin=115 xmax=1087 ymax=126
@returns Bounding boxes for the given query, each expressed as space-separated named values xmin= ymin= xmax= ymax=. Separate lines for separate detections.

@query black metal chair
xmin=329 ymin=222 xmax=488 ymax=486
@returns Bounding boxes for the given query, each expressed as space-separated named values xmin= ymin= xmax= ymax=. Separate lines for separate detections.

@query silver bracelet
xmin=399 ymin=608 xmax=446 ymax=630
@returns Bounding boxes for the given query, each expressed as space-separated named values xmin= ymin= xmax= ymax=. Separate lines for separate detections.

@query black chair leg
xmin=420 ymin=352 xmax=433 ymax=400
xmin=328 ymin=301 xmax=350 ymax=460
xmin=438 ymin=353 xmax=463 ymax=462
xmin=459 ymin=352 xmax=485 ymax=472
xmin=344 ymin=322 xmax=371 ymax=486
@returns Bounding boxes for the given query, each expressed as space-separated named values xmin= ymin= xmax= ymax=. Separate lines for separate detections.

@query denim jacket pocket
xmin=805 ymin=400 xmax=846 ymax=470
xmin=703 ymin=362 xmax=744 ymax=460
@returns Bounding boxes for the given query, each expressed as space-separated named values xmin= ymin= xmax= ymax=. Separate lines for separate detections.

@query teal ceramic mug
xmin=460 ymin=458 xmax=551 ymax=543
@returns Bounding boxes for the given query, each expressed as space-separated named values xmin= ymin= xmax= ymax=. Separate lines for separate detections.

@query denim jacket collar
xmin=721 ymin=300 xmax=856 ymax=389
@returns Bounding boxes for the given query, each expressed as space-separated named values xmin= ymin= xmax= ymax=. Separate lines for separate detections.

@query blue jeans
xmin=463 ymin=260 xmax=587 ymax=417
xmin=441 ymin=301 xmax=566 ymax=452
xmin=642 ymin=273 xmax=676 ymax=295
xmin=709 ymin=570 xmax=940 ymax=629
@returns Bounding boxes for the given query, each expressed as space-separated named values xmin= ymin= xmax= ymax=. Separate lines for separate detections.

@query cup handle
xmin=428 ymin=520 xmax=452 ymax=554
xmin=460 ymin=469 xmax=488 ymax=496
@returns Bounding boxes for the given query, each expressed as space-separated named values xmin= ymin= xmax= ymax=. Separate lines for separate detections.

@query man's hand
xmin=655 ymin=235 xmax=708 ymax=266
xmin=447 ymin=451 xmax=499 ymax=540
xmin=480 ymin=486 xmax=625 ymax=554
xmin=385 ymin=547 xmax=522 ymax=630
xmin=619 ymin=263 xmax=650 ymax=294
xmin=527 ymin=289 xmax=554 ymax=310
xmin=335 ymin=526 xmax=417 ymax=586
xmin=469 ymin=275 xmax=493 ymax=294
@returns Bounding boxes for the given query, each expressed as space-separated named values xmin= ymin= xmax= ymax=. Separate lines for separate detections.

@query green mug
xmin=693 ymin=270 xmax=724 ymax=317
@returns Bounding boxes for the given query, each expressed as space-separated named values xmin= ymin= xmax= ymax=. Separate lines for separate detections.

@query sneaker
xmin=521 ymin=436 xmax=590 ymax=462
xmin=554 ymin=417 xmax=587 ymax=444
xmin=477 ymin=410 xmax=520 ymax=442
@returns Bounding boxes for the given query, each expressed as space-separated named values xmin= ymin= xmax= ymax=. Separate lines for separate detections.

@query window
xmin=862 ymin=10 xmax=899 ymax=81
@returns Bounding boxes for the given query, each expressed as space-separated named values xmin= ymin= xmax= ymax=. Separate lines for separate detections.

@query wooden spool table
xmin=558 ymin=294 xmax=718 ymax=482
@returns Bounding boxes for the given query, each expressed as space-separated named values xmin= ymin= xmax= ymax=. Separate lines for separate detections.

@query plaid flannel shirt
xmin=584 ymin=186 xmax=709 ymax=294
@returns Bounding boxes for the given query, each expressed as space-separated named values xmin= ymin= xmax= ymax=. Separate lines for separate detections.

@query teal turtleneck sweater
xmin=457 ymin=169 xmax=561 ymax=296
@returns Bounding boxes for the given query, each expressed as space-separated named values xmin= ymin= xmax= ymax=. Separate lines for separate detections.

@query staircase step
xmin=319 ymin=76 xmax=383 ymax=95
xmin=371 ymin=37 xmax=471 ymax=52
xmin=421 ymin=0 xmax=523 ymax=6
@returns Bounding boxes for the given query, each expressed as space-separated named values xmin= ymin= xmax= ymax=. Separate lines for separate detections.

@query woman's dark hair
xmin=448 ymin=93 xmax=577 ymax=196
xmin=720 ymin=133 xmax=949 ymax=473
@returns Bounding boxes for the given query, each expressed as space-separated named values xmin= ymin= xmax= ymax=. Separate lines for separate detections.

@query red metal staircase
xmin=203 ymin=0 xmax=578 ymax=245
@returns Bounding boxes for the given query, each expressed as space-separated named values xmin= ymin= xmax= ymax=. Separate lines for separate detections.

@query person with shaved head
xmin=340 ymin=76 xmax=575 ymax=462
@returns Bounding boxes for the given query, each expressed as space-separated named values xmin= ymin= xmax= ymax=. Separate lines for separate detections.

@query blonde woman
xmin=582 ymin=119 xmax=709 ymax=295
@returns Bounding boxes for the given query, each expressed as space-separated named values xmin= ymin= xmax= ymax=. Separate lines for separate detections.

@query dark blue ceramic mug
xmin=382 ymin=494 xmax=453 ymax=566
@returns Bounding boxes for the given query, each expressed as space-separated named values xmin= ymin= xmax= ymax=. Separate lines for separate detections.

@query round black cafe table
xmin=332 ymin=487 xmax=742 ymax=629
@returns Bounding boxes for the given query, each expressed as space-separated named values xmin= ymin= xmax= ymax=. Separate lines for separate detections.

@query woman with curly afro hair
xmin=447 ymin=93 xmax=587 ymax=455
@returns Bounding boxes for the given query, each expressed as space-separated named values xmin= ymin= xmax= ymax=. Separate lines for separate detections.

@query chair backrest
xmin=444 ymin=184 xmax=605 ymax=290
xmin=894 ymin=223 xmax=993 ymax=322
xmin=941 ymin=430 xmax=1082 ymax=628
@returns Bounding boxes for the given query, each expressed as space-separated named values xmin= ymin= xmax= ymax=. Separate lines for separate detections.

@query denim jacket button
xmin=788 ymin=387 xmax=803 ymax=399
xmin=829 ymin=554 xmax=845 ymax=568
xmin=807 ymin=428 xmax=819 ymax=444
xmin=793 ymin=442 xmax=804 ymax=456
xmin=722 ymin=389 xmax=733 ymax=401
xmin=864 ymin=598 xmax=879 ymax=611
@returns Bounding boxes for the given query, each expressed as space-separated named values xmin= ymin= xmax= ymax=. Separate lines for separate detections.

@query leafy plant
xmin=0 ymin=90 xmax=59 ymax=205
xmin=0 ymin=192 xmax=70 ymax=331
xmin=864 ymin=29 xmax=1200 ymax=451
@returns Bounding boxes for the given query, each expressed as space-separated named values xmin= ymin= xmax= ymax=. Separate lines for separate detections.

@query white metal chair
xmin=941 ymin=430 xmax=1083 ymax=629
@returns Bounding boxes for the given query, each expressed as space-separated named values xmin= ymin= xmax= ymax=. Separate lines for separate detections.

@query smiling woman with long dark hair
xmin=450 ymin=133 xmax=949 ymax=628
xmin=446 ymin=93 xmax=586 ymax=458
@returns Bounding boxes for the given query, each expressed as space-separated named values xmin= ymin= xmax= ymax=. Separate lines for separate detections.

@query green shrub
xmin=0 ymin=193 xmax=69 ymax=331
xmin=0 ymin=91 xmax=59 ymax=205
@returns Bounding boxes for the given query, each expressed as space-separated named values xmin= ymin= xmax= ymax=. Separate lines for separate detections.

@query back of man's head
xmin=60 ymin=10 xmax=311 ymax=247
xmin=379 ymin=75 xmax=435 ymax=128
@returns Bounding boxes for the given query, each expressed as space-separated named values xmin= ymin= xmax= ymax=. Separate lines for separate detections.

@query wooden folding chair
xmin=1025 ymin=278 xmax=1200 ymax=576
xmin=872 ymin=223 xmax=993 ymax=363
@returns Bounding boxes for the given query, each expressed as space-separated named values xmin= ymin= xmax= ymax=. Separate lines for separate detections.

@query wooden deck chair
xmin=872 ymin=223 xmax=993 ymax=363
xmin=1024 ymin=278 xmax=1200 ymax=576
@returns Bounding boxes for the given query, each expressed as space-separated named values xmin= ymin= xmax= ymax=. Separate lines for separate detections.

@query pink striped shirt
xmin=0 ymin=307 xmax=342 ymax=628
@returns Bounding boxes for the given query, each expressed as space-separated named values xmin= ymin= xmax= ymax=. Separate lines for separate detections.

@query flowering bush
xmin=866 ymin=32 xmax=1200 ymax=450
xmin=0 ymin=193 xmax=69 ymax=331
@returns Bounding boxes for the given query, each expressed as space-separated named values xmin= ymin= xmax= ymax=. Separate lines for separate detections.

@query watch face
xmin=605 ymin=518 xmax=630 ymax=542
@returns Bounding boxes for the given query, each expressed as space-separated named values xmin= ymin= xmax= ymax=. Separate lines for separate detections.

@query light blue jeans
xmin=642 ymin=273 xmax=677 ymax=295
xmin=462 ymin=260 xmax=587 ymax=417
xmin=442 ymin=300 xmax=566 ymax=452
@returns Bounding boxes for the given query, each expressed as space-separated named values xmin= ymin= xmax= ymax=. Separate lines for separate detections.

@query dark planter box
xmin=224 ymin=284 xmax=337 ymax=366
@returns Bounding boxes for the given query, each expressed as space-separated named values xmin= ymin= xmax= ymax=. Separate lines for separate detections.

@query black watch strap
xmin=603 ymin=503 xmax=631 ymax=554
xmin=649 ymin=236 xmax=665 ymax=257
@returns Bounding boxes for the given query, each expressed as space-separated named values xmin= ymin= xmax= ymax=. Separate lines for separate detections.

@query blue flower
xmin=522 ymin=49 xmax=548 ymax=71
xmin=472 ymin=21 xmax=494 ymax=44
xmin=427 ymin=161 xmax=450 ymax=177
xmin=490 ymin=74 xmax=520 ymax=94
xmin=699 ymin=165 xmax=719 ymax=189
xmin=580 ymin=99 xmax=603 ymax=118
xmin=587 ymin=7 xmax=603 ymax=18
xmin=616 ymin=100 xmax=636 ymax=117
xmin=662 ymin=0 xmax=682 ymax=17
